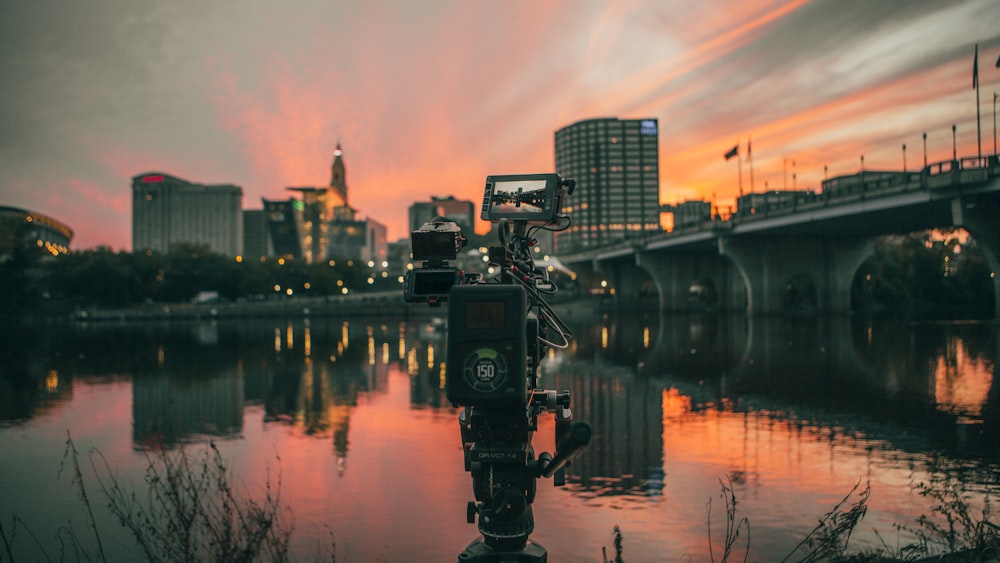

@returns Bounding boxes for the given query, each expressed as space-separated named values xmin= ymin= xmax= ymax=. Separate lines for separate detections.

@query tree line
xmin=0 ymin=240 xmax=397 ymax=319
xmin=0 ymin=226 xmax=994 ymax=320
xmin=850 ymin=230 xmax=995 ymax=318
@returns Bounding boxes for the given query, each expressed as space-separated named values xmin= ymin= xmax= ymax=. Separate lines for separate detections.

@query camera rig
xmin=404 ymin=174 xmax=590 ymax=562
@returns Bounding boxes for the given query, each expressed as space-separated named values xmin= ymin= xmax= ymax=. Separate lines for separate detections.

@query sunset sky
xmin=1 ymin=0 xmax=999 ymax=250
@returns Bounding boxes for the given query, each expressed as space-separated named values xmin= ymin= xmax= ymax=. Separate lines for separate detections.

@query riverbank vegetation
xmin=2 ymin=437 xmax=997 ymax=562
xmin=851 ymin=230 xmax=995 ymax=320
xmin=0 ymin=242 xmax=396 ymax=320
xmin=2 ymin=228 xmax=993 ymax=321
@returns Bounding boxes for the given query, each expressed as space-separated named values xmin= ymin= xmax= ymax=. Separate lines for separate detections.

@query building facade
xmin=132 ymin=173 xmax=243 ymax=256
xmin=553 ymin=117 xmax=661 ymax=253
xmin=262 ymin=198 xmax=304 ymax=258
xmin=264 ymin=143 xmax=387 ymax=265
xmin=242 ymin=209 xmax=273 ymax=259
xmin=408 ymin=195 xmax=475 ymax=234
xmin=0 ymin=205 xmax=74 ymax=258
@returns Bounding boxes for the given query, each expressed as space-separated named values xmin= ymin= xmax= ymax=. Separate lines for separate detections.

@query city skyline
xmin=1 ymin=0 xmax=999 ymax=250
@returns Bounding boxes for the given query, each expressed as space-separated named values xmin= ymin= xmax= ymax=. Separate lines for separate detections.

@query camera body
xmin=404 ymin=173 xmax=586 ymax=561
xmin=446 ymin=284 xmax=529 ymax=407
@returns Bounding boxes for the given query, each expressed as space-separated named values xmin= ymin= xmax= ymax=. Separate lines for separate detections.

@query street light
xmin=902 ymin=143 xmax=907 ymax=172
xmin=923 ymin=132 xmax=927 ymax=168
xmin=952 ymin=124 xmax=957 ymax=161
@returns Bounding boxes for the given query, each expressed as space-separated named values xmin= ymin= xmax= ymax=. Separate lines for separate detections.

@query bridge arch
xmin=634 ymin=252 xmax=746 ymax=312
xmin=952 ymin=196 xmax=1000 ymax=319
xmin=783 ymin=274 xmax=818 ymax=314
xmin=688 ymin=276 xmax=719 ymax=309
xmin=719 ymin=236 xmax=873 ymax=315
xmin=592 ymin=256 xmax=657 ymax=302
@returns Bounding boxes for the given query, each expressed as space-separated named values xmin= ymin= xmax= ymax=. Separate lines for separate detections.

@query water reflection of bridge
xmin=557 ymin=308 xmax=999 ymax=457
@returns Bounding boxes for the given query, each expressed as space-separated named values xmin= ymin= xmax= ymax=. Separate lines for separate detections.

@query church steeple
xmin=330 ymin=143 xmax=347 ymax=203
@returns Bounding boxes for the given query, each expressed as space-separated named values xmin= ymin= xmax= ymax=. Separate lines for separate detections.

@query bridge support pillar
xmin=952 ymin=196 xmax=1000 ymax=318
xmin=719 ymin=236 xmax=874 ymax=315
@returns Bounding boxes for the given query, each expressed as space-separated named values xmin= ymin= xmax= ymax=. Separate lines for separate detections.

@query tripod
xmin=455 ymin=395 xmax=591 ymax=562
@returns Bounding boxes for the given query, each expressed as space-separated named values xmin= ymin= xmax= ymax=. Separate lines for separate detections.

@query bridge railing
xmin=558 ymin=154 xmax=999 ymax=262
xmin=924 ymin=156 xmax=997 ymax=188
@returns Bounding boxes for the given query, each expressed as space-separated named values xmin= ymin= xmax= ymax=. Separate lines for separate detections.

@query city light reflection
xmin=1 ymin=314 xmax=996 ymax=562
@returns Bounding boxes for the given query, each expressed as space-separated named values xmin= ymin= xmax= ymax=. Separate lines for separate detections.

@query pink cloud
xmin=68 ymin=177 xmax=129 ymax=214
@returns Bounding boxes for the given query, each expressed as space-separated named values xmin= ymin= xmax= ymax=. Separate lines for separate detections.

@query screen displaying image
xmin=490 ymin=179 xmax=548 ymax=215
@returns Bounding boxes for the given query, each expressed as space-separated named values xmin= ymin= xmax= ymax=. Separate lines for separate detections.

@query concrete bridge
xmin=558 ymin=156 xmax=1000 ymax=317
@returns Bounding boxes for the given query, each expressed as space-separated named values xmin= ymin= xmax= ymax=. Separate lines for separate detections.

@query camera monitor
xmin=481 ymin=173 xmax=563 ymax=224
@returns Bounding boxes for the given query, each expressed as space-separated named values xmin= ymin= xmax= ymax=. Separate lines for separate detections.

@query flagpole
xmin=748 ymin=135 xmax=755 ymax=194
xmin=738 ymin=146 xmax=743 ymax=197
xmin=975 ymin=44 xmax=982 ymax=161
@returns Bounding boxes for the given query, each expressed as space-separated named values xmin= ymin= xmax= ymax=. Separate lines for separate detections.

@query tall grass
xmin=3 ymin=436 xmax=997 ymax=562
xmin=88 ymin=437 xmax=293 ymax=562
xmin=0 ymin=432 xmax=318 ymax=563
xmin=708 ymin=477 xmax=750 ymax=563
xmin=892 ymin=476 xmax=1000 ymax=561
xmin=603 ymin=473 xmax=999 ymax=562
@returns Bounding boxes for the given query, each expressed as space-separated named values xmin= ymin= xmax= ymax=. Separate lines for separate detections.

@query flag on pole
xmin=724 ymin=144 xmax=738 ymax=160
xmin=973 ymin=43 xmax=978 ymax=89
xmin=747 ymin=137 xmax=752 ymax=161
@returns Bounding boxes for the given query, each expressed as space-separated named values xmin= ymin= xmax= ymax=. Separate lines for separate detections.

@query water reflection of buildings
xmin=548 ymin=363 xmax=665 ymax=497
xmin=242 ymin=320 xmax=393 ymax=472
xmin=133 ymin=368 xmax=243 ymax=447
xmin=132 ymin=323 xmax=243 ymax=446
xmin=7 ymin=311 xmax=994 ymax=494
xmin=406 ymin=318 xmax=451 ymax=408
xmin=0 ymin=367 xmax=73 ymax=423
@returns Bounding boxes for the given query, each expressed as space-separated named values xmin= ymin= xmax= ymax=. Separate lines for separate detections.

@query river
xmin=0 ymin=307 xmax=997 ymax=561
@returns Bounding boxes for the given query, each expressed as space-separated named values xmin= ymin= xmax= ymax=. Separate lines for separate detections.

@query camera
xmin=405 ymin=173 xmax=587 ymax=562
xmin=403 ymin=217 xmax=469 ymax=305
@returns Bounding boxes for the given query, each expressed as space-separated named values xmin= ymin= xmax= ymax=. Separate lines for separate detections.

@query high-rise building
xmin=327 ymin=216 xmax=386 ymax=266
xmin=408 ymin=195 xmax=475 ymax=233
xmin=262 ymin=198 xmax=304 ymax=258
xmin=242 ymin=209 xmax=273 ymax=259
xmin=553 ymin=117 xmax=661 ymax=253
xmin=264 ymin=143 xmax=387 ymax=265
xmin=132 ymin=173 xmax=243 ymax=256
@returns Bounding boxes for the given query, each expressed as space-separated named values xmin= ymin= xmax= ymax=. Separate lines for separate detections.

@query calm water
xmin=1 ymin=307 xmax=997 ymax=562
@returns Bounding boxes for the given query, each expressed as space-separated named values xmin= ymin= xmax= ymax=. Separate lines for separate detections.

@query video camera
xmin=403 ymin=217 xmax=471 ymax=306
xmin=404 ymin=173 xmax=589 ymax=562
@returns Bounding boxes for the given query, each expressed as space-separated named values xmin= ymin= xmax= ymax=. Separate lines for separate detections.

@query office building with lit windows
xmin=132 ymin=173 xmax=243 ymax=256
xmin=553 ymin=117 xmax=661 ymax=253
